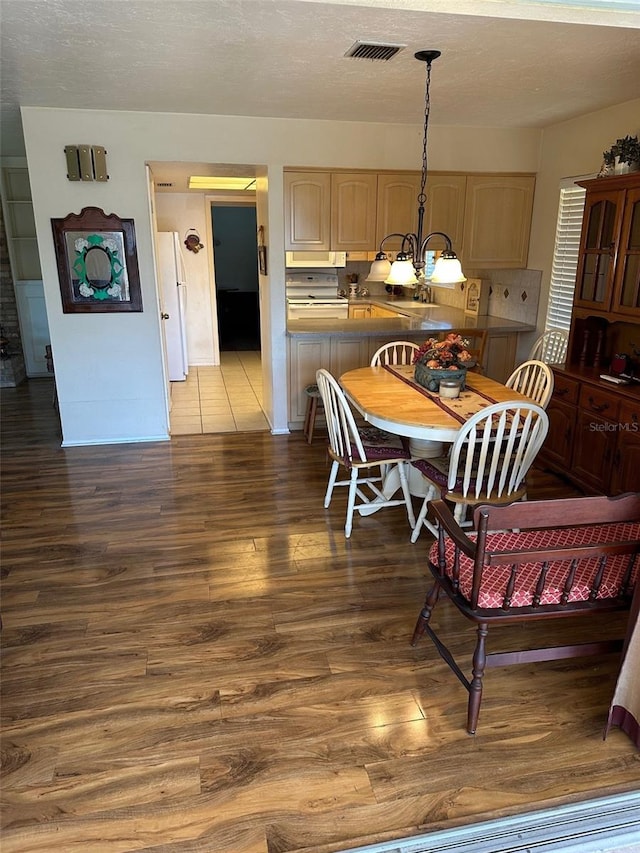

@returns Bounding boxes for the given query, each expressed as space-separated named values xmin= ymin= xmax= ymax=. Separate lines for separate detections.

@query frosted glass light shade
xmin=429 ymin=255 xmax=466 ymax=287
xmin=366 ymin=257 xmax=392 ymax=282
xmin=385 ymin=259 xmax=418 ymax=286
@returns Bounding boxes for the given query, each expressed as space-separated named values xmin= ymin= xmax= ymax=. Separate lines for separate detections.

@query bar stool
xmin=303 ymin=383 xmax=323 ymax=444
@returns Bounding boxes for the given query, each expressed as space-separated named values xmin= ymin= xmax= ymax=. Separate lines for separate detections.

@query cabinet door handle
xmin=613 ymin=448 xmax=620 ymax=468
xmin=588 ymin=396 xmax=609 ymax=413
xmin=556 ymin=387 xmax=569 ymax=397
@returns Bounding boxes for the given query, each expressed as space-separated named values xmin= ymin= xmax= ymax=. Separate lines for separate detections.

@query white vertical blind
xmin=544 ymin=180 xmax=588 ymax=332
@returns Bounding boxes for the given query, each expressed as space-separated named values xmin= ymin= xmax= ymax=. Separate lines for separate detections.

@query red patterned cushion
xmin=429 ymin=523 xmax=640 ymax=608
xmin=353 ymin=426 xmax=411 ymax=463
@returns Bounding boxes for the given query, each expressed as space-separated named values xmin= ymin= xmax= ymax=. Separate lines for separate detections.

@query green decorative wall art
xmin=52 ymin=207 xmax=142 ymax=313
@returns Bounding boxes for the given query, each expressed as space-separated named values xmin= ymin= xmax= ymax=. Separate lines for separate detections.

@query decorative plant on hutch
xmin=413 ymin=333 xmax=475 ymax=391
xmin=602 ymin=135 xmax=640 ymax=175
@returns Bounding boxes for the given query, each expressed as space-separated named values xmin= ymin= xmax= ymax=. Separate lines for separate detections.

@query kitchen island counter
xmin=287 ymin=304 xmax=535 ymax=337
xmin=287 ymin=305 xmax=536 ymax=430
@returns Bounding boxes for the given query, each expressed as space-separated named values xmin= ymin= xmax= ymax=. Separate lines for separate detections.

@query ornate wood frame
xmin=51 ymin=207 xmax=142 ymax=313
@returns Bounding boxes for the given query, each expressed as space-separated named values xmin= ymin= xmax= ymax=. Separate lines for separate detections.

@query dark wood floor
xmin=1 ymin=379 xmax=637 ymax=853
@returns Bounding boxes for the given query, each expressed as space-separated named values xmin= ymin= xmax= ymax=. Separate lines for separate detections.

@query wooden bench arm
xmin=428 ymin=499 xmax=477 ymax=559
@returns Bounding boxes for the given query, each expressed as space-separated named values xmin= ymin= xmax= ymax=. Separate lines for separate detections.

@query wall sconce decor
xmin=258 ymin=225 xmax=267 ymax=276
xmin=184 ymin=229 xmax=204 ymax=253
xmin=51 ymin=207 xmax=142 ymax=313
xmin=64 ymin=145 xmax=109 ymax=181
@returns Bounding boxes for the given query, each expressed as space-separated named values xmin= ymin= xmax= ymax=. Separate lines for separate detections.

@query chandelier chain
xmin=418 ymin=59 xmax=432 ymax=205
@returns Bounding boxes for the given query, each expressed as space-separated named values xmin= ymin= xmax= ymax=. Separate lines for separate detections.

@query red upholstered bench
xmin=411 ymin=493 xmax=640 ymax=734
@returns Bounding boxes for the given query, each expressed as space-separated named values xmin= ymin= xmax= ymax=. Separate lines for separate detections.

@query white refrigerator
xmin=157 ymin=232 xmax=189 ymax=382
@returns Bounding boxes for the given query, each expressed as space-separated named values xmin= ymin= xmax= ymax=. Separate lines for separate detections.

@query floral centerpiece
xmin=412 ymin=333 xmax=475 ymax=391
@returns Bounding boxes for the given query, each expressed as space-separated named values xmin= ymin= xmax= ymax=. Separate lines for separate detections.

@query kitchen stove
xmin=286 ymin=271 xmax=348 ymax=319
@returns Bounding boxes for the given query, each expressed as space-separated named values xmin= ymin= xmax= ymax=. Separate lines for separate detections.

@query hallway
xmin=168 ymin=351 xmax=269 ymax=435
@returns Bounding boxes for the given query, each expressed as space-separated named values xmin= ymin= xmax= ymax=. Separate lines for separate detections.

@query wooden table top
xmin=340 ymin=365 xmax=531 ymax=441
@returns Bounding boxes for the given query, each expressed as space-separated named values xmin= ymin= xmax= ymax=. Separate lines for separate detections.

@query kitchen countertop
xmin=287 ymin=297 xmax=536 ymax=337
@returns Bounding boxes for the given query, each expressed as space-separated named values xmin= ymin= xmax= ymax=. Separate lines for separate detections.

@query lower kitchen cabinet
xmin=482 ymin=333 xmax=517 ymax=384
xmin=539 ymin=366 xmax=640 ymax=495
xmin=288 ymin=335 xmax=371 ymax=426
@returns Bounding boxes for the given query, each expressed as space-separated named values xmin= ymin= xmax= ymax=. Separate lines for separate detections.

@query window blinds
xmin=545 ymin=181 xmax=587 ymax=332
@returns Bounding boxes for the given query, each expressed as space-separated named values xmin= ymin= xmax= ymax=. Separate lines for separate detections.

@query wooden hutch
xmin=539 ymin=172 xmax=640 ymax=494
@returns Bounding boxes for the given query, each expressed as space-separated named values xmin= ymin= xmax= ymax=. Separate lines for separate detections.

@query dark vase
xmin=414 ymin=362 xmax=468 ymax=392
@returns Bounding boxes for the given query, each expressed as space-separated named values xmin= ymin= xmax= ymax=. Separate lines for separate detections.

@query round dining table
xmin=340 ymin=364 xmax=533 ymax=504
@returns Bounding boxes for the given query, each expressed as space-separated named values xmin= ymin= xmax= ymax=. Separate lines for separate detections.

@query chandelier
xmin=367 ymin=50 xmax=466 ymax=288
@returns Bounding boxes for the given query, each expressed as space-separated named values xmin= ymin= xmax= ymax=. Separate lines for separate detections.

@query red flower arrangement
xmin=412 ymin=333 xmax=475 ymax=370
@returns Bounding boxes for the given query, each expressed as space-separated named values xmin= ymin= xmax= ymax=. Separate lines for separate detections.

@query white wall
xmin=528 ymin=98 xmax=640 ymax=348
xmin=21 ymin=106 xmax=542 ymax=444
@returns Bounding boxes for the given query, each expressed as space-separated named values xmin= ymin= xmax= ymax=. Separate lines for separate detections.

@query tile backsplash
xmin=484 ymin=269 xmax=542 ymax=325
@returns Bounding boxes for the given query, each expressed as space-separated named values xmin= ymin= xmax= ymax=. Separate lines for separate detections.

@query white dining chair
xmin=505 ymin=360 xmax=554 ymax=408
xmin=528 ymin=329 xmax=568 ymax=364
xmin=315 ymin=368 xmax=416 ymax=538
xmin=370 ymin=340 xmax=420 ymax=367
xmin=410 ymin=400 xmax=549 ymax=542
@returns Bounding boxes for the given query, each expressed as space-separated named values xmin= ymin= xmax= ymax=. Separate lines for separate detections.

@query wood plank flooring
xmin=1 ymin=378 xmax=638 ymax=853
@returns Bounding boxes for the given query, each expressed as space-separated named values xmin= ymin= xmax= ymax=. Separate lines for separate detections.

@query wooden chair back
xmin=436 ymin=329 xmax=487 ymax=371
xmin=505 ymin=360 xmax=554 ymax=408
xmin=370 ymin=340 xmax=419 ymax=367
xmin=528 ymin=329 xmax=568 ymax=364
xmin=316 ymin=368 xmax=366 ymax=464
xmin=446 ymin=400 xmax=549 ymax=505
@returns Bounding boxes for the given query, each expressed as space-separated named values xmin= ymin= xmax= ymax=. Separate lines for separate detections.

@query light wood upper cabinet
xmin=423 ymin=174 xmax=467 ymax=253
xmin=284 ymin=170 xmax=535 ymax=264
xmin=331 ymin=173 xmax=378 ymax=252
xmin=462 ymin=175 xmax=535 ymax=268
xmin=284 ymin=171 xmax=331 ymax=250
xmin=375 ymin=173 xmax=421 ymax=252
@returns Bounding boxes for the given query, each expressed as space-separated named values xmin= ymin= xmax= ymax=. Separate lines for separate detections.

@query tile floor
xmin=169 ymin=351 xmax=270 ymax=435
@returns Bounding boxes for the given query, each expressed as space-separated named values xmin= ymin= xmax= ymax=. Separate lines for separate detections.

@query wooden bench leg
xmin=411 ymin=582 xmax=440 ymax=646
xmin=467 ymin=623 xmax=488 ymax=735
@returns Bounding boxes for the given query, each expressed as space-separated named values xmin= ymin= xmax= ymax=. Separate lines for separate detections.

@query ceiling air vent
xmin=345 ymin=41 xmax=405 ymax=61
xmin=156 ymin=182 xmax=174 ymax=188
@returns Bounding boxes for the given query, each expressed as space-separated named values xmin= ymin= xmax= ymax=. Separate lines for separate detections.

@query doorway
xmin=211 ymin=204 xmax=261 ymax=352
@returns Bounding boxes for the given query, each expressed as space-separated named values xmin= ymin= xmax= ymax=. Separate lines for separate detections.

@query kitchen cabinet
xmin=369 ymin=304 xmax=402 ymax=319
xmin=284 ymin=171 xmax=331 ymax=250
xmin=284 ymin=169 xmax=535 ymax=265
xmin=348 ymin=304 xmax=371 ymax=319
xmin=482 ymin=332 xmax=517 ymax=384
xmin=375 ymin=173 xmax=421 ymax=253
xmin=331 ymin=173 xmax=378 ymax=252
xmin=461 ymin=175 xmax=535 ymax=269
xmin=287 ymin=335 xmax=368 ymax=425
xmin=288 ymin=337 xmax=331 ymax=422
xmin=423 ymin=174 xmax=467 ymax=253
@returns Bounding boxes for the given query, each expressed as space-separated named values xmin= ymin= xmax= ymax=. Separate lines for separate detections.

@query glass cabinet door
xmin=612 ymin=187 xmax=640 ymax=318
xmin=574 ymin=190 xmax=622 ymax=311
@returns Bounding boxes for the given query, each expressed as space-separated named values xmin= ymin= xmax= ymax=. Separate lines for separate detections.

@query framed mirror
xmin=51 ymin=207 xmax=143 ymax=313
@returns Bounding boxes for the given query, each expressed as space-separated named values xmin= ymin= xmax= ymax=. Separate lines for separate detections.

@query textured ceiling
xmin=1 ymin=0 xmax=639 ymax=170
